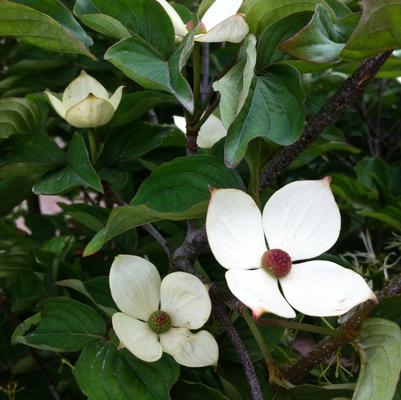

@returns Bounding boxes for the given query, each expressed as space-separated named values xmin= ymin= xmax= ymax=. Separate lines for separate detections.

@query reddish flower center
xmin=148 ymin=311 xmax=172 ymax=334
xmin=262 ymin=249 xmax=292 ymax=278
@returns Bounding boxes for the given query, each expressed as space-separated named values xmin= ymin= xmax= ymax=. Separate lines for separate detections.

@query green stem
xmin=88 ymin=129 xmax=97 ymax=163
xmin=244 ymin=308 xmax=290 ymax=387
xmin=192 ymin=43 xmax=202 ymax=113
xmin=258 ymin=319 xmax=341 ymax=337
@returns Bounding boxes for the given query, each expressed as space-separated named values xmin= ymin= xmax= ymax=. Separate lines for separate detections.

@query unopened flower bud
xmin=45 ymin=70 xmax=123 ymax=128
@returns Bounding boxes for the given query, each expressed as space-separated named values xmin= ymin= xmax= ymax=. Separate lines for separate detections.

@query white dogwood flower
xmin=45 ymin=70 xmax=123 ymax=128
xmin=206 ymin=178 xmax=376 ymax=319
xmin=174 ymin=114 xmax=227 ymax=148
xmin=109 ymin=255 xmax=218 ymax=367
xmin=156 ymin=0 xmax=249 ymax=43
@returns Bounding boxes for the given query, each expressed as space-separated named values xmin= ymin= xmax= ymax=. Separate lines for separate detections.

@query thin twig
xmin=142 ymin=223 xmax=172 ymax=258
xmin=212 ymin=295 xmax=264 ymax=400
xmin=259 ymin=51 xmax=392 ymax=192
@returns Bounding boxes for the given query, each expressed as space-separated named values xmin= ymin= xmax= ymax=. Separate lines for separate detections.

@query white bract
xmin=109 ymin=255 xmax=218 ymax=367
xmin=174 ymin=114 xmax=227 ymax=148
xmin=156 ymin=0 xmax=249 ymax=43
xmin=206 ymin=178 xmax=376 ymax=319
xmin=45 ymin=70 xmax=123 ymax=128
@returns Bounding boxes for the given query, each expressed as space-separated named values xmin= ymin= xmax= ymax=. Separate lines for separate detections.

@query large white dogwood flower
xmin=174 ymin=114 xmax=227 ymax=148
xmin=110 ymin=255 xmax=218 ymax=367
xmin=206 ymin=178 xmax=376 ymax=319
xmin=156 ymin=0 xmax=249 ymax=43
xmin=45 ymin=70 xmax=123 ymax=128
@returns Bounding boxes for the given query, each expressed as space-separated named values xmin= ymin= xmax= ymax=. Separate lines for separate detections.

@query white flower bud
xmin=45 ymin=70 xmax=123 ymax=128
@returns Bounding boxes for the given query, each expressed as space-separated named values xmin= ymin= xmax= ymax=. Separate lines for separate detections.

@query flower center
xmin=148 ymin=311 xmax=172 ymax=334
xmin=262 ymin=249 xmax=292 ymax=278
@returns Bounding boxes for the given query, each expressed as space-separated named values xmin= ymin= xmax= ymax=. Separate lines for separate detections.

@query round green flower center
xmin=148 ymin=311 xmax=172 ymax=334
xmin=262 ymin=249 xmax=292 ymax=278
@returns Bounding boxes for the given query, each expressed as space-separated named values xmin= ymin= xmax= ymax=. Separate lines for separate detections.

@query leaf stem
xmin=193 ymin=42 xmax=202 ymax=113
xmin=88 ymin=129 xmax=97 ymax=163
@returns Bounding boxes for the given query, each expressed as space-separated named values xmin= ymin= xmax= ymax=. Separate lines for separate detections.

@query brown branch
xmin=212 ymin=293 xmax=264 ymax=400
xmin=259 ymin=51 xmax=392 ymax=192
xmin=284 ymin=271 xmax=401 ymax=384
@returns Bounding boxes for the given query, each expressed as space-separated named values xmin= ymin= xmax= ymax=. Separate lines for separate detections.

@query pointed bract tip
xmin=117 ymin=341 xmax=125 ymax=350
xmin=252 ymin=307 xmax=265 ymax=320
xmin=208 ymin=185 xmax=217 ymax=194
xmin=322 ymin=176 xmax=332 ymax=185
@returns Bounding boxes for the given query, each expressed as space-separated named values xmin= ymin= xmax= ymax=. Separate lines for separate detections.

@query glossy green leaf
xmin=371 ymin=295 xmax=401 ymax=325
xmin=83 ymin=202 xmax=207 ymax=256
xmin=0 ymin=96 xmax=48 ymax=139
xmin=74 ymin=342 xmax=180 ymax=400
xmin=0 ymin=1 xmax=94 ymax=58
xmin=33 ymin=133 xmax=103 ymax=195
xmin=353 ymin=318 xmax=401 ymax=400
xmin=0 ymin=177 xmax=36 ymax=216
xmin=132 ymin=155 xmax=244 ymax=212
xmin=172 ymin=381 xmax=230 ymax=400
xmin=213 ymin=35 xmax=257 ymax=129
xmin=108 ymin=91 xmax=175 ymax=128
xmin=60 ymin=203 xmax=110 ymax=231
xmin=12 ymin=0 xmax=93 ymax=46
xmin=96 ymin=122 xmax=176 ymax=169
xmin=12 ymin=297 xmax=106 ymax=352
xmin=57 ymin=278 xmax=115 ymax=317
xmin=105 ymin=30 xmax=195 ymax=112
xmin=74 ymin=0 xmax=175 ymax=56
xmin=0 ymin=134 xmax=65 ymax=179
xmin=361 ymin=206 xmax=401 ymax=231
xmin=281 ymin=5 xmax=354 ymax=63
xmin=243 ymin=0 xmax=323 ymax=34
xmin=275 ymin=384 xmax=354 ymax=399
xmin=344 ymin=0 xmax=401 ymax=59
xmin=224 ymin=65 xmax=305 ymax=168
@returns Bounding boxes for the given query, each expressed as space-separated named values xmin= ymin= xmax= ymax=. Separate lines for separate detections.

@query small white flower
xmin=45 ymin=70 xmax=123 ymax=128
xmin=109 ymin=255 xmax=219 ymax=367
xmin=156 ymin=0 xmax=249 ymax=43
xmin=206 ymin=178 xmax=376 ymax=319
xmin=173 ymin=114 xmax=227 ymax=148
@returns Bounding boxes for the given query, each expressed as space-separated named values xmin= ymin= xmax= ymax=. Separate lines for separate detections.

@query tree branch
xmin=212 ymin=294 xmax=264 ymax=400
xmin=284 ymin=271 xmax=401 ymax=383
xmin=259 ymin=51 xmax=392 ymax=192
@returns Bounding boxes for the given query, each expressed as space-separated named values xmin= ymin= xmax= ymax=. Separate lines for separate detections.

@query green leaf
xmin=275 ymin=384 xmax=354 ymax=400
xmin=0 ymin=177 xmax=36 ymax=216
xmin=105 ymin=30 xmax=195 ymax=112
xmin=344 ymin=0 xmax=401 ymax=60
xmin=11 ymin=0 xmax=93 ymax=46
xmin=132 ymin=155 xmax=245 ymax=212
xmin=12 ymin=297 xmax=106 ymax=352
xmin=57 ymin=278 xmax=115 ymax=317
xmin=257 ymin=12 xmax=312 ymax=69
xmin=74 ymin=0 xmax=175 ymax=56
xmin=353 ymin=318 xmax=401 ymax=400
xmin=74 ymin=342 xmax=180 ymax=400
xmin=281 ymin=5 xmax=354 ymax=63
xmin=172 ymin=381 xmax=230 ymax=400
xmin=361 ymin=206 xmax=401 ymax=231
xmin=0 ymin=244 xmax=34 ymax=278
xmin=108 ymin=91 xmax=175 ymax=128
xmin=33 ymin=133 xmax=103 ymax=195
xmin=0 ymin=134 xmax=65 ymax=178
xmin=96 ymin=122 xmax=176 ymax=169
xmin=0 ymin=0 xmax=94 ymax=58
xmin=224 ymin=65 xmax=305 ymax=168
xmin=213 ymin=35 xmax=257 ymax=129
xmin=83 ymin=202 xmax=207 ymax=256
xmin=243 ymin=0 xmax=323 ymax=34
xmin=60 ymin=203 xmax=110 ymax=231
xmin=0 ymin=96 xmax=48 ymax=139
xmin=371 ymin=295 xmax=401 ymax=325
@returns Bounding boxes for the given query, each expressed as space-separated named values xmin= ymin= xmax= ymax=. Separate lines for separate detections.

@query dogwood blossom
xmin=45 ymin=70 xmax=123 ymax=128
xmin=156 ymin=0 xmax=249 ymax=43
xmin=109 ymin=255 xmax=218 ymax=367
xmin=174 ymin=114 xmax=227 ymax=148
xmin=206 ymin=178 xmax=376 ymax=319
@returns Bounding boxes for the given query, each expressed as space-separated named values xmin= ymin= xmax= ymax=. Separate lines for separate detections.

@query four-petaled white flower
xmin=206 ymin=178 xmax=376 ymax=319
xmin=156 ymin=0 xmax=249 ymax=43
xmin=174 ymin=114 xmax=227 ymax=149
xmin=110 ymin=255 xmax=218 ymax=367
xmin=45 ymin=70 xmax=123 ymax=129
